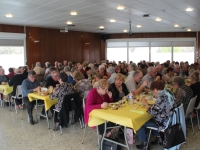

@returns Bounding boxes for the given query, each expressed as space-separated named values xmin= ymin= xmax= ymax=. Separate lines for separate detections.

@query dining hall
xmin=0 ymin=0 xmax=200 ymax=150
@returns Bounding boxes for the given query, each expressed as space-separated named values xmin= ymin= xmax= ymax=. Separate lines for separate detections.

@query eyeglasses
xmin=29 ymin=75 xmax=36 ymax=79
xmin=100 ymin=87 xmax=108 ymax=91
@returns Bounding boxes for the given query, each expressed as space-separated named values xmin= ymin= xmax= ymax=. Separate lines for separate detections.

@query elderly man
xmin=156 ymin=64 xmax=163 ymax=79
xmin=140 ymin=67 xmax=157 ymax=92
xmin=33 ymin=62 xmax=44 ymax=75
xmin=0 ymin=68 xmax=9 ymax=84
xmin=9 ymin=68 xmax=27 ymax=108
xmin=174 ymin=64 xmax=181 ymax=76
xmin=107 ymin=66 xmax=116 ymax=84
xmin=125 ymin=70 xmax=148 ymax=95
xmin=45 ymin=70 xmax=59 ymax=88
xmin=125 ymin=63 xmax=137 ymax=82
xmin=22 ymin=70 xmax=41 ymax=125
xmin=77 ymin=64 xmax=85 ymax=74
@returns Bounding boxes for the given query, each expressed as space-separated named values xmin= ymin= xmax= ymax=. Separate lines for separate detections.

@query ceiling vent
xmin=60 ymin=28 xmax=68 ymax=33
xmin=143 ymin=14 xmax=151 ymax=17
xmin=67 ymin=24 xmax=75 ymax=26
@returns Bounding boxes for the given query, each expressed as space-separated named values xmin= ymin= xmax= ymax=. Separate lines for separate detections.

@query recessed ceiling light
xmin=117 ymin=5 xmax=125 ymax=10
xmin=174 ymin=24 xmax=179 ymax=27
xmin=66 ymin=21 xmax=73 ymax=25
xmin=123 ymin=30 xmax=128 ymax=32
xmin=136 ymin=25 xmax=142 ymax=28
xmin=5 ymin=14 xmax=13 ymax=18
xmin=99 ymin=26 xmax=104 ymax=29
xmin=187 ymin=28 xmax=191 ymax=31
xmin=70 ymin=11 xmax=77 ymax=15
xmin=110 ymin=19 xmax=116 ymax=22
xmin=155 ymin=18 xmax=162 ymax=21
xmin=186 ymin=7 xmax=193 ymax=11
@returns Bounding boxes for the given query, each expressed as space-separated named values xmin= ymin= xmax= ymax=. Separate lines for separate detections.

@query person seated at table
xmin=7 ymin=68 xmax=15 ymax=79
xmin=49 ymin=72 xmax=75 ymax=130
xmin=125 ymin=63 xmax=136 ymax=82
xmin=20 ymin=66 xmax=28 ymax=77
xmin=84 ymin=79 xmax=113 ymax=135
xmin=125 ymin=70 xmax=148 ymax=95
xmin=107 ymin=65 xmax=121 ymax=84
xmin=98 ymin=65 xmax=108 ymax=79
xmin=22 ymin=70 xmax=41 ymax=125
xmin=172 ymin=76 xmax=193 ymax=111
xmin=139 ymin=67 xmax=157 ymax=92
xmin=43 ymin=66 xmax=56 ymax=84
xmin=9 ymin=68 xmax=27 ymax=109
xmin=45 ymin=70 xmax=59 ymax=88
xmin=0 ymin=68 xmax=9 ymax=84
xmin=162 ymin=67 xmax=174 ymax=84
xmin=84 ymin=67 xmax=93 ymax=81
xmin=136 ymin=80 xmax=176 ymax=150
xmin=92 ymin=73 xmax=103 ymax=88
xmin=120 ymin=63 xmax=128 ymax=75
xmin=33 ymin=62 xmax=44 ymax=75
xmin=68 ymin=67 xmax=77 ymax=85
xmin=109 ymin=73 xmax=129 ymax=102
xmin=189 ymin=71 xmax=200 ymax=107
xmin=73 ymin=71 xmax=92 ymax=99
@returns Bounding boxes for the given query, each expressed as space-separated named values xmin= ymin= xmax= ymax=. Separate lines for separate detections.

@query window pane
xmin=107 ymin=47 xmax=127 ymax=63
xmin=0 ymin=46 xmax=25 ymax=74
xmin=129 ymin=47 xmax=149 ymax=64
xmin=173 ymin=47 xmax=194 ymax=64
xmin=151 ymin=47 xmax=171 ymax=63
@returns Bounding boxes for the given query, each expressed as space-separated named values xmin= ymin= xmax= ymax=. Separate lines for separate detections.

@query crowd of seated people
xmin=1 ymin=59 xmax=200 ymax=149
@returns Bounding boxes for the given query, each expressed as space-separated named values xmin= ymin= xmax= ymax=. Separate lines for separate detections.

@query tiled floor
xmin=0 ymin=106 xmax=200 ymax=150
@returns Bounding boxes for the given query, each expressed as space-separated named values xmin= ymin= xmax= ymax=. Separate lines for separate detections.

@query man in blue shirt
xmin=22 ymin=70 xmax=41 ymax=125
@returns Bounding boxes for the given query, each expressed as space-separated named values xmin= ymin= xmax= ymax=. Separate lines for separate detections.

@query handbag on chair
xmin=163 ymin=108 xmax=186 ymax=149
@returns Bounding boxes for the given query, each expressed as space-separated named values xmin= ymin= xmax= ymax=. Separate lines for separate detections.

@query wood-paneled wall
xmin=0 ymin=24 xmax=24 ymax=33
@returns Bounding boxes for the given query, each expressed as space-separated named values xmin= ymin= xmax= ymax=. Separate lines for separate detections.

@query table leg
xmin=35 ymin=99 xmax=38 ymax=122
xmin=124 ymin=126 xmax=130 ymax=150
xmin=100 ymin=121 xmax=107 ymax=150
xmin=45 ymin=110 xmax=50 ymax=129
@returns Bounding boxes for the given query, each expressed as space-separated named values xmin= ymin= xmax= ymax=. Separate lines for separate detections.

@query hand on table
xmin=142 ymin=80 xmax=148 ymax=87
xmin=101 ymin=102 xmax=109 ymax=109
xmin=141 ymin=97 xmax=150 ymax=109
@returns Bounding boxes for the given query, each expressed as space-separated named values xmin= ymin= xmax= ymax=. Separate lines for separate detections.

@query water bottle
xmin=128 ymin=92 xmax=133 ymax=105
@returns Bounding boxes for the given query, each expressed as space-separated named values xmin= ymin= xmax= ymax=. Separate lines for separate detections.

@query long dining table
xmin=28 ymin=92 xmax=58 ymax=128
xmin=88 ymin=100 xmax=154 ymax=150
xmin=0 ymin=84 xmax=13 ymax=108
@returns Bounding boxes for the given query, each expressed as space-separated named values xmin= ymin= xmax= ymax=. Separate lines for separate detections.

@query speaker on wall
xmin=101 ymin=34 xmax=108 ymax=42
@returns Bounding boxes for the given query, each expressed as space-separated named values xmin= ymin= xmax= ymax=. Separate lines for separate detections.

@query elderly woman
xmin=49 ymin=72 xmax=75 ymax=130
xmin=190 ymin=71 xmax=200 ymax=107
xmin=172 ymin=76 xmax=193 ymax=112
xmin=84 ymin=79 xmax=113 ymax=135
xmin=162 ymin=67 xmax=174 ymax=84
xmin=136 ymin=81 xmax=176 ymax=149
xmin=74 ymin=71 xmax=92 ymax=99
xmin=92 ymin=73 xmax=103 ymax=88
xmin=109 ymin=73 xmax=129 ymax=102
xmin=98 ymin=64 xmax=108 ymax=79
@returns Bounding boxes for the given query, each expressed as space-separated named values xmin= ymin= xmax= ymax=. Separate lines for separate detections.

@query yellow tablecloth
xmin=0 ymin=85 xmax=13 ymax=95
xmin=88 ymin=103 xmax=152 ymax=132
xmin=28 ymin=93 xmax=58 ymax=111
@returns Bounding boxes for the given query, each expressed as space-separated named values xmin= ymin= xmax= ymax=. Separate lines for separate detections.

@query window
xmin=129 ymin=47 xmax=149 ymax=64
xmin=151 ymin=47 xmax=172 ymax=63
xmin=107 ymin=47 xmax=127 ymax=63
xmin=173 ymin=47 xmax=194 ymax=64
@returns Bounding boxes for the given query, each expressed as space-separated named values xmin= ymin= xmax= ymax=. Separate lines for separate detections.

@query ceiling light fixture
xmin=136 ymin=25 xmax=142 ymax=28
xmin=174 ymin=24 xmax=179 ymax=27
xmin=99 ymin=26 xmax=104 ymax=29
xmin=66 ymin=21 xmax=73 ymax=25
xmin=110 ymin=19 xmax=116 ymax=22
xmin=5 ymin=14 xmax=13 ymax=18
xmin=117 ymin=5 xmax=125 ymax=10
xmin=123 ymin=30 xmax=128 ymax=32
xmin=187 ymin=28 xmax=191 ymax=31
xmin=70 ymin=11 xmax=77 ymax=15
xmin=155 ymin=17 xmax=162 ymax=21
xmin=186 ymin=7 xmax=193 ymax=11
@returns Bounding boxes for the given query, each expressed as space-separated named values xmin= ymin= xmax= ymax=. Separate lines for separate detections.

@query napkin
xmin=128 ymin=110 xmax=144 ymax=114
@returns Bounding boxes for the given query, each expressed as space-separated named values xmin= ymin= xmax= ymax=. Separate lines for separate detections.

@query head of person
xmin=45 ymin=62 xmax=50 ymax=67
xmin=133 ymin=70 xmax=143 ymax=83
xmin=172 ymin=76 xmax=185 ymax=89
xmin=51 ymin=70 xmax=59 ymax=81
xmin=114 ymin=73 xmax=124 ymax=87
xmin=58 ymin=72 xmax=68 ymax=84
xmin=174 ymin=65 xmax=180 ymax=73
xmin=54 ymin=61 xmax=58 ymax=66
xmin=182 ymin=65 xmax=188 ymax=73
xmin=121 ymin=63 xmax=125 ymax=69
xmin=88 ymin=63 xmax=94 ymax=69
xmin=64 ymin=66 xmax=70 ymax=72
xmin=96 ymin=79 xmax=110 ymax=96
xmin=78 ymin=64 xmax=83 ymax=71
xmin=20 ymin=66 xmax=25 ymax=73
xmin=85 ymin=67 xmax=92 ymax=75
xmin=36 ymin=62 xmax=41 ymax=67
xmin=106 ymin=66 xmax=115 ymax=77
xmin=147 ymin=67 xmax=157 ymax=78
xmin=150 ymin=80 xmax=165 ymax=98
xmin=49 ymin=66 xmax=56 ymax=73
xmin=68 ymin=61 xmax=72 ymax=67
xmin=58 ymin=63 xmax=62 ymax=68
xmin=115 ymin=65 xmax=121 ymax=73
xmin=99 ymin=65 xmax=105 ymax=74
xmin=94 ymin=73 xmax=103 ymax=81
xmin=189 ymin=71 xmax=199 ymax=84
xmin=63 ymin=60 xmax=67 ymax=66
xmin=156 ymin=64 xmax=163 ymax=73
xmin=73 ymin=71 xmax=84 ymax=82
xmin=14 ymin=68 xmax=21 ymax=74
xmin=167 ymin=67 xmax=174 ymax=76
xmin=94 ymin=64 xmax=99 ymax=70
xmin=8 ymin=68 xmax=14 ymax=73
xmin=28 ymin=70 xmax=36 ymax=82
xmin=0 ymin=68 xmax=5 ymax=76
xmin=128 ymin=63 xmax=135 ymax=72
xmin=71 ymin=67 xmax=78 ymax=76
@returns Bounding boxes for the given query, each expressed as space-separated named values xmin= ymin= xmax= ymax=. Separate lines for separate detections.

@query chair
xmin=146 ymin=104 xmax=186 ymax=150
xmin=194 ymin=102 xmax=200 ymax=130
xmin=81 ymin=91 xmax=100 ymax=148
xmin=11 ymin=85 xmax=22 ymax=113
xmin=185 ymin=96 xmax=197 ymax=134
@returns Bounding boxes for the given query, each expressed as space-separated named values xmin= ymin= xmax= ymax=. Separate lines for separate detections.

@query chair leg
xmin=146 ymin=129 xmax=152 ymax=150
xmin=97 ymin=126 xmax=100 ymax=147
xmin=82 ymin=124 xmax=87 ymax=144
xmin=196 ymin=110 xmax=200 ymax=130
xmin=79 ymin=117 xmax=83 ymax=129
xmin=59 ymin=125 xmax=62 ymax=135
xmin=190 ymin=117 xmax=194 ymax=135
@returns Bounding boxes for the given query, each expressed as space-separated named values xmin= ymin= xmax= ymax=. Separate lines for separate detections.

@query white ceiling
xmin=0 ymin=0 xmax=200 ymax=33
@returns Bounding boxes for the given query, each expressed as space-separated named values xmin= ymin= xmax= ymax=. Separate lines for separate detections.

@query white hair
xmin=36 ymin=62 xmax=41 ymax=67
